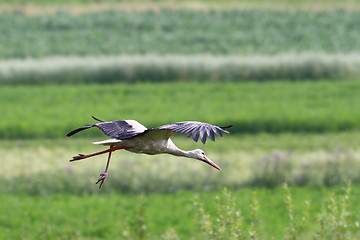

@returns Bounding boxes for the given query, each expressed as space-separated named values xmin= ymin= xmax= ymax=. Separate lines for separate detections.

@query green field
xmin=2 ymin=132 xmax=360 ymax=238
xmin=2 ymin=81 xmax=360 ymax=139
xmin=2 ymin=1 xmax=360 ymax=239
xmin=2 ymin=54 xmax=360 ymax=84
xmin=1 ymin=186 xmax=359 ymax=239
xmin=0 ymin=0 xmax=357 ymax=4
xmin=1 ymin=10 xmax=360 ymax=59
xmin=1 ymin=134 xmax=359 ymax=195
xmin=1 ymin=4 xmax=359 ymax=83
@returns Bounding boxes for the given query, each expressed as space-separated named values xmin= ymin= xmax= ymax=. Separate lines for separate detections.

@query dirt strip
xmin=0 ymin=2 xmax=360 ymax=15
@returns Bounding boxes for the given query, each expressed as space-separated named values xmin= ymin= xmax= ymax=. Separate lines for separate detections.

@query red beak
xmin=200 ymin=156 xmax=222 ymax=171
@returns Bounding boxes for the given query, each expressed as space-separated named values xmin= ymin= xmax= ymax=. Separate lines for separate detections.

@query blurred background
xmin=1 ymin=0 xmax=360 ymax=239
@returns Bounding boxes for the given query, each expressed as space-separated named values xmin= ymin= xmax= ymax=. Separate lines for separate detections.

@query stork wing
xmin=66 ymin=118 xmax=147 ymax=139
xmin=150 ymin=121 xmax=231 ymax=144
xmin=95 ymin=120 xmax=147 ymax=139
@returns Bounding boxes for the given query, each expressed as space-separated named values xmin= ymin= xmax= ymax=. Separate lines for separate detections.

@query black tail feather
xmin=66 ymin=124 xmax=95 ymax=137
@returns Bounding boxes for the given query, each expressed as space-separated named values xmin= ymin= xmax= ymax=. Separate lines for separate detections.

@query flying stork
xmin=67 ymin=116 xmax=231 ymax=189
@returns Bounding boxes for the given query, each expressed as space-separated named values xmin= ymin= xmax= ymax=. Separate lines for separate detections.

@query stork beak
xmin=199 ymin=156 xmax=222 ymax=171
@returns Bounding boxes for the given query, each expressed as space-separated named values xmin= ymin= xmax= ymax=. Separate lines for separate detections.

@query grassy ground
xmin=2 ymin=2 xmax=360 ymax=17
xmin=0 ymin=0 xmax=359 ymax=7
xmin=1 ymin=133 xmax=360 ymax=194
xmin=2 ymin=81 xmax=360 ymax=139
xmin=1 ymin=186 xmax=358 ymax=239
xmin=2 ymin=54 xmax=360 ymax=84
xmin=1 ymin=1 xmax=359 ymax=239
xmin=0 ymin=10 xmax=359 ymax=59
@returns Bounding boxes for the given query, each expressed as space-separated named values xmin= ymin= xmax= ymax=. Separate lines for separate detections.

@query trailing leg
xmin=70 ymin=146 xmax=132 ymax=162
xmin=96 ymin=146 xmax=113 ymax=189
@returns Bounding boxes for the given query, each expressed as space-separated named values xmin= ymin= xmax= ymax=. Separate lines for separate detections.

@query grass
xmin=0 ymin=9 xmax=360 ymax=59
xmin=2 ymin=54 xmax=360 ymax=84
xmin=0 ymin=186 xmax=358 ymax=239
xmin=2 ymin=81 xmax=360 ymax=139
xmin=1 ymin=3 xmax=359 ymax=239
xmin=195 ymin=185 xmax=359 ymax=240
xmin=1 ymin=133 xmax=360 ymax=194
xmin=1 ymin=1 xmax=359 ymax=17
xmin=0 ymin=0 xmax=359 ymax=7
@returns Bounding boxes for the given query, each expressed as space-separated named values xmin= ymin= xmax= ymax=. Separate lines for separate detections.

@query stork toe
xmin=71 ymin=154 xmax=85 ymax=161
xmin=96 ymin=172 xmax=108 ymax=189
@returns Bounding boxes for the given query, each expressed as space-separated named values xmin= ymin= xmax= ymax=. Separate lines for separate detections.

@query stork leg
xmin=70 ymin=146 xmax=133 ymax=162
xmin=95 ymin=146 xmax=113 ymax=189
xmin=69 ymin=145 xmax=133 ymax=189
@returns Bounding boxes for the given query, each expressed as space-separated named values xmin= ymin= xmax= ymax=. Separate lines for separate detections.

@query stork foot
xmin=96 ymin=172 xmax=108 ymax=189
xmin=71 ymin=154 xmax=85 ymax=161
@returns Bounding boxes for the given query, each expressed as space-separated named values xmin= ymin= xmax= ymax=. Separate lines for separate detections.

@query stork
xmin=67 ymin=116 xmax=231 ymax=189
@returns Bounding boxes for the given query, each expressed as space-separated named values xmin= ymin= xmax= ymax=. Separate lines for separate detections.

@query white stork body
xmin=67 ymin=116 xmax=231 ymax=188
xmin=93 ymin=132 xmax=180 ymax=156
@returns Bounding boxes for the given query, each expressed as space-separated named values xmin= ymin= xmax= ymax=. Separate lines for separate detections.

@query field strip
xmin=1 ymin=53 xmax=360 ymax=83
xmin=1 ymin=10 xmax=358 ymax=58
xmin=1 ymin=1 xmax=360 ymax=15
xmin=1 ymin=141 xmax=360 ymax=193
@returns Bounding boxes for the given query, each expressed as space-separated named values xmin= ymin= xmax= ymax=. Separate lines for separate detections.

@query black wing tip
xmin=66 ymin=129 xmax=81 ymax=137
xmin=92 ymin=116 xmax=104 ymax=122
xmin=198 ymin=125 xmax=232 ymax=144
xmin=220 ymin=125 xmax=232 ymax=134
xmin=200 ymin=135 xmax=207 ymax=144
xmin=66 ymin=125 xmax=95 ymax=137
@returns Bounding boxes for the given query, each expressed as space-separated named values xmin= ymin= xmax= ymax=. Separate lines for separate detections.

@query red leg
xmin=96 ymin=147 xmax=113 ymax=189
xmin=70 ymin=146 xmax=132 ymax=162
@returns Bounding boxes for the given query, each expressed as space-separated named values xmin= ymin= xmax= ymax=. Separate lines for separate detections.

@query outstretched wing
xmin=95 ymin=120 xmax=147 ymax=139
xmin=67 ymin=117 xmax=147 ymax=139
xmin=150 ymin=121 xmax=231 ymax=144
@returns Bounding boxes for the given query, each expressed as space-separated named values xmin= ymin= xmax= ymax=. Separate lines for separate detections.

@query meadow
xmin=1 ymin=7 xmax=360 ymax=83
xmin=1 ymin=186 xmax=359 ymax=239
xmin=2 ymin=54 xmax=360 ymax=84
xmin=0 ymin=0 xmax=356 ymax=4
xmin=1 ymin=80 xmax=360 ymax=139
xmin=0 ymin=9 xmax=360 ymax=59
xmin=2 ymin=131 xmax=360 ymax=238
xmin=1 ymin=1 xmax=360 ymax=239
xmin=1 ymin=133 xmax=360 ymax=195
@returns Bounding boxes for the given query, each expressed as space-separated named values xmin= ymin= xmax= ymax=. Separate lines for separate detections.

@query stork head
xmin=189 ymin=149 xmax=221 ymax=171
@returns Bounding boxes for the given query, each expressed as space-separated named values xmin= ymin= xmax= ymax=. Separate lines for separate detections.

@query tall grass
xmin=1 ymin=54 xmax=360 ymax=84
xmin=1 ymin=10 xmax=360 ymax=58
xmin=194 ymin=184 xmax=359 ymax=240
xmin=1 ymin=136 xmax=360 ymax=194
xmin=2 ymin=81 xmax=360 ymax=139
xmin=1 ymin=186 xmax=358 ymax=239
xmin=194 ymin=189 xmax=245 ymax=239
xmin=0 ymin=0 xmax=355 ymax=5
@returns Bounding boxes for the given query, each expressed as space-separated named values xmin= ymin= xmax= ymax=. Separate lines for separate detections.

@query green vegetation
xmin=1 ymin=2 xmax=360 ymax=239
xmin=0 ymin=0 xmax=358 ymax=6
xmin=1 ymin=10 xmax=360 ymax=59
xmin=195 ymin=185 xmax=359 ymax=240
xmin=2 ymin=54 xmax=360 ymax=84
xmin=2 ymin=81 xmax=360 ymax=139
xmin=1 ymin=134 xmax=360 ymax=194
xmin=0 ymin=186 xmax=358 ymax=239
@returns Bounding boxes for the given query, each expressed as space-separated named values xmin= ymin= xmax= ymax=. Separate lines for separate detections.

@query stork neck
xmin=170 ymin=148 xmax=193 ymax=158
xmin=166 ymin=140 xmax=194 ymax=158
